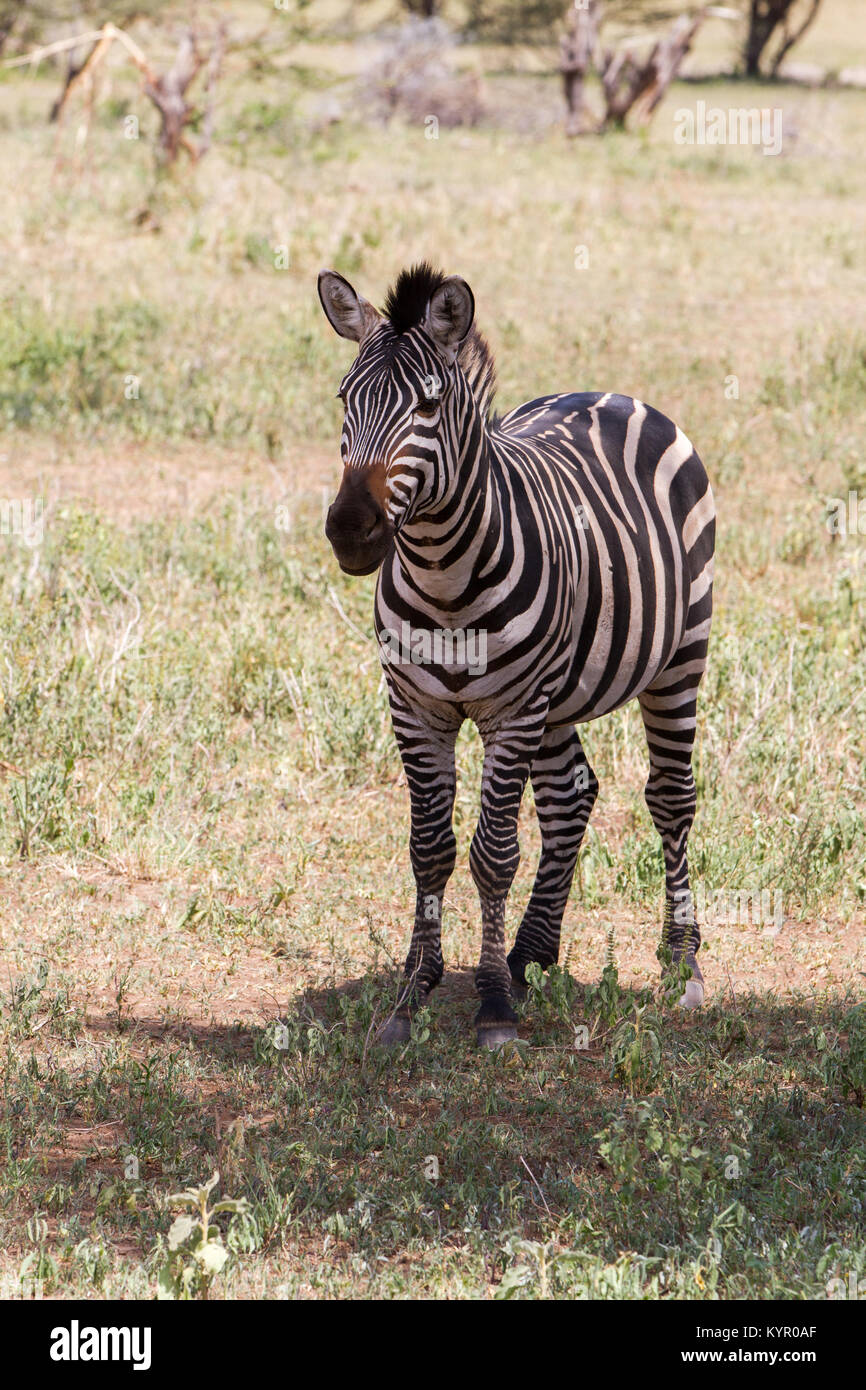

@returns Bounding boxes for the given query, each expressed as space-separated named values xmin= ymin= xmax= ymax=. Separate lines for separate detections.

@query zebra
xmin=318 ymin=262 xmax=715 ymax=1047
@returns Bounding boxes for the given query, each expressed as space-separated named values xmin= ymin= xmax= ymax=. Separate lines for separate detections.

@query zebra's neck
xmin=393 ymin=385 xmax=506 ymax=609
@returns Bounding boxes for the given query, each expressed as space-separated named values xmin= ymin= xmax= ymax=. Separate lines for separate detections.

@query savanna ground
xmin=0 ymin=0 xmax=864 ymax=1299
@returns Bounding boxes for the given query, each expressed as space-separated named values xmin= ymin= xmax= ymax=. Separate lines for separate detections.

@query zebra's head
xmin=318 ymin=263 xmax=480 ymax=576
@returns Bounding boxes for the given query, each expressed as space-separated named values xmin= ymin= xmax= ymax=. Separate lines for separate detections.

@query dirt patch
xmin=0 ymin=435 xmax=337 ymax=525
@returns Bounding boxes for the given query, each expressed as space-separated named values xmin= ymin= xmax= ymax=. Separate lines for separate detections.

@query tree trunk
xmin=768 ymin=0 xmax=822 ymax=76
xmin=560 ymin=0 xmax=603 ymax=136
xmin=745 ymin=0 xmax=824 ymax=77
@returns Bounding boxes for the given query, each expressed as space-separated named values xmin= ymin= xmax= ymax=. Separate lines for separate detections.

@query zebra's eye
xmin=415 ymin=395 xmax=439 ymax=417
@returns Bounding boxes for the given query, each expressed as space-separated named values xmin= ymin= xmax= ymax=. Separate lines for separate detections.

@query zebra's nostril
xmin=365 ymin=516 xmax=385 ymax=543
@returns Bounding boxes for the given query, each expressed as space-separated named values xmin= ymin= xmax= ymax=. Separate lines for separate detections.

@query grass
xmin=0 ymin=3 xmax=864 ymax=1299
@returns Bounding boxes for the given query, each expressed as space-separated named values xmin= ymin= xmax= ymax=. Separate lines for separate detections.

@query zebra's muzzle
xmin=335 ymin=550 xmax=389 ymax=577
xmin=325 ymin=486 xmax=393 ymax=577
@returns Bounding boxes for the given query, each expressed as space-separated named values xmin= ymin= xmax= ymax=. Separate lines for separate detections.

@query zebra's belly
xmin=547 ymin=579 xmax=690 ymax=725
xmin=546 ymin=646 xmax=673 ymax=726
xmin=377 ymin=583 xmax=685 ymax=733
xmin=378 ymin=624 xmax=564 ymax=730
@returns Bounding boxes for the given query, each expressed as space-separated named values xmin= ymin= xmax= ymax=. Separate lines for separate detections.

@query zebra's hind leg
xmin=638 ymin=668 xmax=706 ymax=1010
xmin=378 ymin=699 xmax=459 ymax=1047
xmin=507 ymin=724 xmax=598 ymax=991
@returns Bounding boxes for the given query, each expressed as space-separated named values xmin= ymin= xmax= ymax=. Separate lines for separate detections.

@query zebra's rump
xmin=495 ymin=391 xmax=715 ymax=722
xmin=377 ymin=391 xmax=715 ymax=729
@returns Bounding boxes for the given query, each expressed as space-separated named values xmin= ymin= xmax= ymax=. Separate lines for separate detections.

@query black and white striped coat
xmin=319 ymin=264 xmax=715 ymax=1046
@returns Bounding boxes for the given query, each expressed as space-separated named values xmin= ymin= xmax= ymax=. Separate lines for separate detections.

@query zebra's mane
xmin=458 ymin=325 xmax=497 ymax=421
xmin=381 ymin=262 xmax=497 ymax=420
xmin=382 ymin=261 xmax=445 ymax=334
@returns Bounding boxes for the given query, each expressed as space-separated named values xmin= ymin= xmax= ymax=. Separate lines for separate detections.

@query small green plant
xmin=113 ymin=965 xmax=134 ymax=1034
xmin=711 ymin=1011 xmax=749 ymax=1058
xmin=595 ymin=1102 xmax=738 ymax=1241
xmin=609 ymin=1000 xmax=662 ymax=1095
xmin=18 ymin=1214 xmax=58 ymax=1296
xmin=0 ymin=964 xmax=83 ymax=1043
xmin=524 ymin=961 xmax=577 ymax=1029
xmin=816 ymin=1005 xmax=866 ymax=1107
xmin=70 ymin=1238 xmax=111 ymax=1291
xmin=157 ymin=1172 xmax=250 ymax=1300
xmin=253 ymin=1011 xmax=303 ymax=1064
xmin=4 ymin=962 xmax=49 ymax=1038
xmin=585 ymin=928 xmax=626 ymax=1029
xmin=658 ymin=944 xmax=693 ymax=1010
xmin=596 ymin=1104 xmax=649 ymax=1196
xmin=615 ymin=832 xmax=664 ymax=903
xmin=409 ymin=1004 xmax=432 ymax=1047
xmin=494 ymin=1237 xmax=584 ymax=1300
xmin=8 ymin=760 xmax=73 ymax=858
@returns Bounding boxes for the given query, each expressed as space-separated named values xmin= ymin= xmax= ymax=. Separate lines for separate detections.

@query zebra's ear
xmin=423 ymin=276 xmax=475 ymax=364
xmin=317 ymin=270 xmax=380 ymax=343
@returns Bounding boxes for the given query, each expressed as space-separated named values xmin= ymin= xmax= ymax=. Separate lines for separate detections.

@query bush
xmin=360 ymin=18 xmax=485 ymax=129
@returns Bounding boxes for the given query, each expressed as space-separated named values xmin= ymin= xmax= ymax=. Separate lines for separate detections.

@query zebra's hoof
xmin=377 ymin=1014 xmax=412 ymax=1047
xmin=678 ymin=979 xmax=704 ymax=1010
xmin=475 ymin=995 xmax=519 ymax=1048
xmin=476 ymin=1023 xmax=519 ymax=1049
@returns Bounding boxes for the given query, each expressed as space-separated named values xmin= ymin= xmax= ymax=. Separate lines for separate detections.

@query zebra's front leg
xmin=378 ymin=704 xmax=459 ymax=1046
xmin=470 ymin=712 xmax=547 ymax=1047
xmin=508 ymin=725 xmax=598 ymax=989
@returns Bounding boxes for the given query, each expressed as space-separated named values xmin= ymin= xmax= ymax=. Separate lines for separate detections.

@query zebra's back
xmin=490 ymin=390 xmax=714 ymax=724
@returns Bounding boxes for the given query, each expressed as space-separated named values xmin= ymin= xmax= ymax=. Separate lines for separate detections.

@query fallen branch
xmin=3 ymin=25 xmax=154 ymax=78
xmin=560 ymin=3 xmax=738 ymax=135
xmin=600 ymin=9 xmax=708 ymax=130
